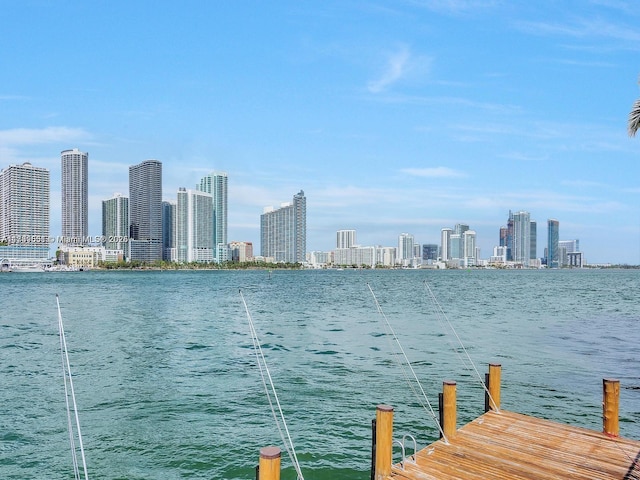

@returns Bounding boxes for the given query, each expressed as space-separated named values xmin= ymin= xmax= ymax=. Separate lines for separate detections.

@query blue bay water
xmin=1 ymin=269 xmax=639 ymax=479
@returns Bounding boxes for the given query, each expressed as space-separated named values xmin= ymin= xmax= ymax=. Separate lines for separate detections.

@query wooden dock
xmin=387 ymin=409 xmax=640 ymax=480
xmin=372 ymin=366 xmax=640 ymax=480
xmin=256 ymin=364 xmax=640 ymax=480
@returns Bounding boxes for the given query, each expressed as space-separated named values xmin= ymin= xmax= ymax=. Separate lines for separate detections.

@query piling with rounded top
xmin=259 ymin=446 xmax=281 ymax=480
xmin=488 ymin=363 xmax=501 ymax=411
xmin=602 ymin=378 xmax=620 ymax=437
xmin=375 ymin=404 xmax=394 ymax=479
xmin=442 ymin=381 xmax=457 ymax=440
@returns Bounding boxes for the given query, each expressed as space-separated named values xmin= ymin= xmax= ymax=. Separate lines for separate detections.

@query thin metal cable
xmin=423 ymin=282 xmax=500 ymax=413
xmin=240 ymin=290 xmax=305 ymax=480
xmin=56 ymin=295 xmax=89 ymax=480
xmin=59 ymin=309 xmax=80 ymax=480
xmin=424 ymin=287 xmax=473 ymax=371
xmin=367 ymin=284 xmax=449 ymax=444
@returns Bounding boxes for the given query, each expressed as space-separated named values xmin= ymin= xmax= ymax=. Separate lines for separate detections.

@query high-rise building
xmin=176 ymin=188 xmax=213 ymax=263
xmin=511 ymin=211 xmax=532 ymax=267
xmin=397 ymin=233 xmax=415 ymax=265
xmin=506 ymin=212 xmax=514 ymax=261
xmin=463 ymin=230 xmax=477 ymax=266
xmin=440 ymin=228 xmax=452 ymax=261
xmin=376 ymin=246 xmax=396 ymax=267
xmin=559 ymin=238 xmax=579 ymax=266
xmin=422 ymin=244 xmax=438 ymax=261
xmin=499 ymin=226 xmax=508 ymax=249
xmin=0 ymin=162 xmax=50 ymax=265
xmin=197 ymin=172 xmax=228 ymax=262
xmin=336 ymin=229 xmax=356 ymax=249
xmin=260 ymin=190 xmax=306 ymax=263
xmin=452 ymin=224 xmax=469 ymax=259
xmin=454 ymin=224 xmax=469 ymax=235
xmin=162 ymin=200 xmax=176 ymax=262
xmin=530 ymin=221 xmax=537 ymax=261
xmin=129 ymin=160 xmax=162 ymax=263
xmin=102 ymin=193 xmax=128 ymax=251
xmin=547 ymin=219 xmax=559 ymax=268
xmin=61 ymin=148 xmax=88 ymax=244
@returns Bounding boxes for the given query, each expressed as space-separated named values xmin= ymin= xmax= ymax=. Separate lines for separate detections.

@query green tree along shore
xmin=94 ymin=260 xmax=640 ymax=270
xmin=96 ymin=260 xmax=304 ymax=270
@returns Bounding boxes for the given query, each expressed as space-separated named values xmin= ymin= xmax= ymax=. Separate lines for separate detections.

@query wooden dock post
xmin=442 ymin=380 xmax=457 ymax=440
xmin=602 ymin=378 xmax=620 ymax=437
xmin=374 ymin=404 xmax=394 ymax=480
xmin=487 ymin=363 xmax=501 ymax=411
xmin=258 ymin=446 xmax=281 ymax=480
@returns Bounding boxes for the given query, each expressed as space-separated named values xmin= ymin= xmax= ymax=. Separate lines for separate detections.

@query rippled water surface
xmin=1 ymin=269 xmax=639 ymax=479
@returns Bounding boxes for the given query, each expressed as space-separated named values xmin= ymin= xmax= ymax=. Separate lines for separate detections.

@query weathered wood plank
xmin=385 ymin=410 xmax=640 ymax=480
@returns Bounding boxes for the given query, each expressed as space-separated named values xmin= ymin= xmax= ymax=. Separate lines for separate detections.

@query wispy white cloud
xmin=90 ymin=158 xmax=131 ymax=172
xmin=0 ymin=127 xmax=91 ymax=146
xmin=230 ymin=184 xmax=290 ymax=208
xmin=0 ymin=94 xmax=29 ymax=101
xmin=315 ymin=185 xmax=397 ymax=207
xmin=590 ymin=0 xmax=639 ymax=16
xmin=516 ymin=18 xmax=640 ymax=43
xmin=550 ymin=58 xmax=616 ymax=68
xmin=561 ymin=179 xmax=609 ymax=189
xmin=401 ymin=167 xmax=466 ymax=178
xmin=367 ymin=45 xmax=413 ymax=93
xmin=498 ymin=152 xmax=549 ymax=162
xmin=370 ymin=93 xmax=520 ymax=114
xmin=406 ymin=0 xmax=499 ymax=15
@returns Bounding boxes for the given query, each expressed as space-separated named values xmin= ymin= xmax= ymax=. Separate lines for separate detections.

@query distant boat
xmin=45 ymin=265 xmax=80 ymax=272
xmin=11 ymin=264 xmax=45 ymax=272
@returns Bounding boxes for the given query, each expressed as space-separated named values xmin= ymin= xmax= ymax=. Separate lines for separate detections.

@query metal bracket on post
xmin=371 ymin=418 xmax=377 ymax=480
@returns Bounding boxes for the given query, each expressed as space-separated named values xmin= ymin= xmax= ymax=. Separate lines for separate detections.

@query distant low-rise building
xmin=59 ymin=245 xmax=108 ymax=268
xmin=229 ymin=241 xmax=253 ymax=262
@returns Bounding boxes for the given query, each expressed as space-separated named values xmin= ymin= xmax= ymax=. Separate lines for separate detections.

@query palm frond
xmin=629 ymin=98 xmax=640 ymax=137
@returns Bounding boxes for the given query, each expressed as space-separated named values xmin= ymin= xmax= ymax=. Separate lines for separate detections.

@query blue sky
xmin=1 ymin=0 xmax=639 ymax=264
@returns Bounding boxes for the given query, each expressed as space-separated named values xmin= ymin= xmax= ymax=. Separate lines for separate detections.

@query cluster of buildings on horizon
xmin=309 ymin=214 xmax=583 ymax=269
xmin=1 ymin=150 xmax=585 ymax=269
xmin=0 ymin=151 xmax=306 ymax=269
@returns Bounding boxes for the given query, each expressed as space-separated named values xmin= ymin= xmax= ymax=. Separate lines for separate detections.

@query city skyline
xmin=1 ymin=2 xmax=639 ymax=264
xmin=0 ymin=156 xmax=614 ymax=265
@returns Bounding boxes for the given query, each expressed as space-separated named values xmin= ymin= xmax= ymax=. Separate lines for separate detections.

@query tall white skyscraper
xmin=176 ymin=188 xmax=213 ymax=263
xmin=0 ymin=162 xmax=50 ymax=264
xmin=336 ymin=229 xmax=356 ymax=249
xmin=61 ymin=148 xmax=88 ymax=244
xmin=463 ymin=230 xmax=477 ymax=266
xmin=102 ymin=193 xmax=128 ymax=251
xmin=129 ymin=159 xmax=163 ymax=263
xmin=197 ymin=172 xmax=227 ymax=261
xmin=397 ymin=232 xmax=415 ymax=265
xmin=512 ymin=211 xmax=531 ymax=267
xmin=453 ymin=224 xmax=469 ymax=259
xmin=441 ymin=228 xmax=452 ymax=261
xmin=260 ymin=190 xmax=306 ymax=263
